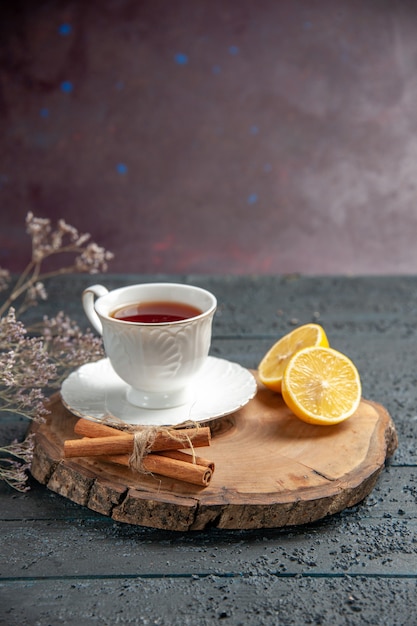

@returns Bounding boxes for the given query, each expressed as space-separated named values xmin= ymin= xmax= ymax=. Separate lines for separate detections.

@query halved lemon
xmin=258 ymin=324 xmax=329 ymax=392
xmin=281 ymin=346 xmax=362 ymax=425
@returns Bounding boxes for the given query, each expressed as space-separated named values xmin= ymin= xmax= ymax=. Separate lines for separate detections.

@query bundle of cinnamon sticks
xmin=64 ymin=418 xmax=214 ymax=487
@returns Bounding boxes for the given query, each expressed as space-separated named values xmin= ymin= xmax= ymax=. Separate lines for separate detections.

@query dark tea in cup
xmin=111 ymin=300 xmax=202 ymax=324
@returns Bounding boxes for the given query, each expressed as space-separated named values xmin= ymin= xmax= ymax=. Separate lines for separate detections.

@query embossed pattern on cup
xmin=101 ymin=313 xmax=213 ymax=392
xmin=82 ymin=282 xmax=217 ymax=408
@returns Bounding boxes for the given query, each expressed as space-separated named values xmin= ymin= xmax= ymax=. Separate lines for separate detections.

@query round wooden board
xmin=30 ymin=372 xmax=398 ymax=531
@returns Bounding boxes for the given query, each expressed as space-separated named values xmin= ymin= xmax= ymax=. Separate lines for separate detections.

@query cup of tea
xmin=82 ymin=282 xmax=217 ymax=409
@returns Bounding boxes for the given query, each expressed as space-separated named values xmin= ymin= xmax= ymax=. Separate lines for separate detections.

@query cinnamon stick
xmin=74 ymin=418 xmax=124 ymax=438
xmin=64 ymin=427 xmax=211 ymax=458
xmin=105 ymin=449 xmax=215 ymax=471
xmin=104 ymin=452 xmax=213 ymax=486
xmin=145 ymin=454 xmax=212 ymax=486
xmin=157 ymin=449 xmax=215 ymax=471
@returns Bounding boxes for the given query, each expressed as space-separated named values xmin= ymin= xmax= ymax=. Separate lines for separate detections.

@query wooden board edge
xmin=27 ymin=392 xmax=399 ymax=532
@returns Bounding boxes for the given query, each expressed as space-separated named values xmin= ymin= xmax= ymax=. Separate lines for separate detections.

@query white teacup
xmin=82 ymin=283 xmax=217 ymax=409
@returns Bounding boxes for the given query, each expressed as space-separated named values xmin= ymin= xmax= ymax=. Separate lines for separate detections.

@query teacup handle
xmin=82 ymin=284 xmax=109 ymax=335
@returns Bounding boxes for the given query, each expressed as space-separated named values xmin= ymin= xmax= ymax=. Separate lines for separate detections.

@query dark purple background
xmin=2 ymin=0 xmax=417 ymax=275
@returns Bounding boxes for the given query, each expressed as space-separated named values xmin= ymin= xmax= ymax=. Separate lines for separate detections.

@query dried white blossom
xmin=41 ymin=312 xmax=104 ymax=383
xmin=0 ymin=307 xmax=27 ymax=348
xmin=0 ymin=435 xmax=35 ymax=492
xmin=24 ymin=282 xmax=48 ymax=309
xmin=25 ymin=211 xmax=113 ymax=270
xmin=75 ymin=242 xmax=114 ymax=274
xmin=0 ymin=268 xmax=11 ymax=293
xmin=0 ymin=308 xmax=56 ymax=419
xmin=26 ymin=212 xmax=52 ymax=262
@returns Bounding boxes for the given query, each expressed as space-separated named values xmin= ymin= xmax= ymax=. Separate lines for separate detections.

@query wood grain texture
xmin=29 ymin=372 xmax=397 ymax=531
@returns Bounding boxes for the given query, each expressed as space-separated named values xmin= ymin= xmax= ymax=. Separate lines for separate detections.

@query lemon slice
xmin=258 ymin=324 xmax=329 ymax=392
xmin=281 ymin=346 xmax=361 ymax=425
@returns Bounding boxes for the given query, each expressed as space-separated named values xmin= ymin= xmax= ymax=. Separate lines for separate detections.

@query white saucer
xmin=60 ymin=356 xmax=257 ymax=426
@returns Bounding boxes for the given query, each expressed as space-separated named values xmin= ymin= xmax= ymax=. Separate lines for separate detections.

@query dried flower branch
xmin=0 ymin=212 xmax=114 ymax=317
xmin=40 ymin=312 xmax=104 ymax=386
xmin=0 ymin=308 xmax=55 ymax=421
xmin=0 ymin=213 xmax=113 ymax=491
xmin=0 ymin=435 xmax=35 ymax=492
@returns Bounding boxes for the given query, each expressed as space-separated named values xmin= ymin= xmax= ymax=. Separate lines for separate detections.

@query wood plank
xmin=1 ymin=570 xmax=417 ymax=626
xmin=2 ymin=510 xmax=417 ymax=579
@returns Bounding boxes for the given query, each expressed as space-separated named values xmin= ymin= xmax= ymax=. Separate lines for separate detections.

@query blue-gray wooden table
xmin=1 ymin=274 xmax=415 ymax=626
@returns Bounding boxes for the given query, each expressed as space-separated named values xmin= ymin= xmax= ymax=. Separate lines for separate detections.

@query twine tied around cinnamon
xmin=98 ymin=415 xmax=203 ymax=472
xmin=127 ymin=424 xmax=198 ymax=473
